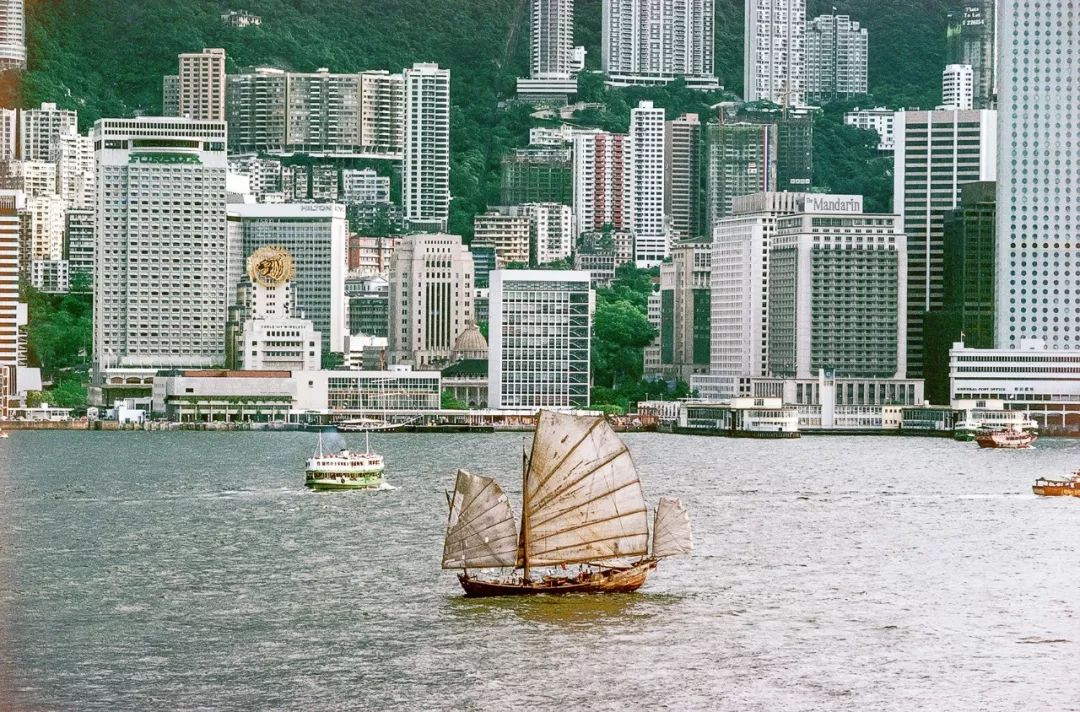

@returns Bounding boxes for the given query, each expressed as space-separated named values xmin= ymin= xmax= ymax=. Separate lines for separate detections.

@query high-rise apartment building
xmin=768 ymin=211 xmax=907 ymax=380
xmin=0 ymin=192 xmax=22 ymax=383
xmin=92 ymin=118 xmax=230 ymax=371
xmin=19 ymin=102 xmax=77 ymax=161
xmin=388 ymin=233 xmax=474 ymax=367
xmin=893 ymin=108 xmax=996 ymax=377
xmin=488 ymin=269 xmax=592 ymax=409
xmin=729 ymin=103 xmax=813 ymax=192
xmin=162 ymin=75 xmax=179 ymax=116
xmin=665 ymin=113 xmax=704 ymax=240
xmin=705 ymin=120 xmax=776 ymax=225
xmin=602 ymin=0 xmax=718 ymax=89
xmin=0 ymin=0 xmax=25 ymax=69
xmin=474 ymin=211 xmax=532 ymax=265
xmin=500 ymin=147 xmax=574 ymax=206
xmin=945 ymin=1 xmax=996 ymax=109
xmin=227 ymin=203 xmax=348 ymax=354
xmin=178 ymin=48 xmax=227 ymax=121
xmin=360 ymin=71 xmax=405 ymax=154
xmin=805 ymin=14 xmax=868 ymax=103
xmin=64 ymin=208 xmax=94 ymax=290
xmin=995 ymin=0 xmax=1077 ymax=350
xmin=50 ymin=125 xmax=95 ymax=210
xmin=573 ymin=131 xmax=629 ymax=233
xmin=844 ymin=107 xmax=896 ymax=152
xmin=0 ymin=107 xmax=16 ymax=161
xmin=629 ymin=100 xmax=667 ymax=264
xmin=517 ymin=0 xmax=578 ymax=101
xmin=225 ymin=68 xmax=404 ymax=157
xmin=744 ymin=0 xmax=807 ymax=106
xmin=403 ymin=63 xmax=450 ymax=231
xmin=942 ymin=64 xmax=974 ymax=110
xmin=520 ymin=202 xmax=575 ymax=265
xmin=342 ymin=168 xmax=391 ymax=205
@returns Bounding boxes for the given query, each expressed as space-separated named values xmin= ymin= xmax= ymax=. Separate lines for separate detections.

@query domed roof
xmin=452 ymin=321 xmax=488 ymax=360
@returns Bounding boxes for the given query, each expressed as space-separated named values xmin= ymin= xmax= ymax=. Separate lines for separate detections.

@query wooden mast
xmin=521 ymin=440 xmax=530 ymax=582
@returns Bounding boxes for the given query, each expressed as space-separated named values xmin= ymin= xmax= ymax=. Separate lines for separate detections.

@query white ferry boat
xmin=304 ymin=433 xmax=384 ymax=490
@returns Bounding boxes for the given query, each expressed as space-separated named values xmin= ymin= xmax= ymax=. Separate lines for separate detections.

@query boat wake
xmin=377 ymin=481 xmax=398 ymax=491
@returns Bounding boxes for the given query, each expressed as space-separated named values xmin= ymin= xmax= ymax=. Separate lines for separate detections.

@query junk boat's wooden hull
xmin=1033 ymin=480 xmax=1080 ymax=497
xmin=976 ymin=431 xmax=1037 ymax=449
xmin=458 ymin=559 xmax=658 ymax=597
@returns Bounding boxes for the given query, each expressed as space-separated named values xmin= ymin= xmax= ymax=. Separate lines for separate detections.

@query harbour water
xmin=1 ymin=432 xmax=1078 ymax=711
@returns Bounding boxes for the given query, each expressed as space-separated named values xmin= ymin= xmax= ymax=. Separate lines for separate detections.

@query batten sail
xmin=442 ymin=470 xmax=519 ymax=569
xmin=652 ymin=496 xmax=693 ymax=558
xmin=518 ymin=411 xmax=649 ymax=567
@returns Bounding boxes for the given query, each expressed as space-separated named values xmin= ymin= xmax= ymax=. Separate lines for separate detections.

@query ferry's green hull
xmin=954 ymin=431 xmax=977 ymax=442
xmin=304 ymin=475 xmax=383 ymax=490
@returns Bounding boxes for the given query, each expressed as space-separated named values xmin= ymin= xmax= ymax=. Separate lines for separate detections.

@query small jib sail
xmin=652 ymin=497 xmax=693 ymax=558
xmin=442 ymin=470 xmax=519 ymax=570
xmin=518 ymin=411 xmax=649 ymax=568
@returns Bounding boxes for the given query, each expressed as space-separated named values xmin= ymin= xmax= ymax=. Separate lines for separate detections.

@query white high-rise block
xmin=942 ymin=64 xmax=974 ymax=110
xmin=629 ymin=100 xmax=668 ymax=265
xmin=403 ymin=64 xmax=451 ymax=231
xmin=995 ymin=0 xmax=1080 ymax=350
xmin=744 ymin=0 xmax=806 ymax=107
xmin=93 ymin=118 xmax=230 ymax=370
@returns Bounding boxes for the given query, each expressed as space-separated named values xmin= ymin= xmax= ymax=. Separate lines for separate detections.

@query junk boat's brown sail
xmin=442 ymin=410 xmax=693 ymax=597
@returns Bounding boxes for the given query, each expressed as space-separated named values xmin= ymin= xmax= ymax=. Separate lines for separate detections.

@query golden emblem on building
xmin=247 ymin=245 xmax=295 ymax=288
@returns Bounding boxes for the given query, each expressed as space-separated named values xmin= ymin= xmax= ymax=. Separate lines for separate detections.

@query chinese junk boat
xmin=441 ymin=410 xmax=692 ymax=597
xmin=1032 ymin=470 xmax=1080 ymax=498
xmin=975 ymin=428 xmax=1038 ymax=449
xmin=304 ymin=432 xmax=384 ymax=490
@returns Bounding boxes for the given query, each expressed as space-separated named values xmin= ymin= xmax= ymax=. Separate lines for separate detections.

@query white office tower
xmin=178 ymin=48 xmax=227 ymax=121
xmin=573 ymin=131 xmax=630 ymax=234
xmin=768 ymin=209 xmax=907 ymax=380
xmin=703 ymin=191 xmax=813 ymax=399
xmin=805 ymin=14 xmax=868 ymax=103
xmin=20 ymin=102 xmax=77 ymax=161
xmin=239 ymin=245 xmax=322 ymax=372
xmin=403 ymin=64 xmax=450 ymax=231
xmin=996 ymin=0 xmax=1079 ymax=351
xmin=603 ymin=0 xmax=718 ymax=89
xmin=517 ymin=0 xmax=578 ymax=101
xmin=0 ymin=0 xmax=25 ymax=69
xmin=227 ymin=203 xmax=348 ymax=354
xmin=92 ymin=118 xmax=229 ymax=371
xmin=521 ymin=202 xmax=575 ymax=265
xmin=488 ymin=269 xmax=592 ymax=409
xmin=388 ymin=233 xmax=475 ymax=367
xmin=629 ymin=101 xmax=667 ymax=265
xmin=894 ymin=108 xmax=996 ymax=376
xmin=50 ymin=126 xmax=95 ymax=210
xmin=942 ymin=64 xmax=974 ymax=110
xmin=744 ymin=0 xmax=807 ymax=106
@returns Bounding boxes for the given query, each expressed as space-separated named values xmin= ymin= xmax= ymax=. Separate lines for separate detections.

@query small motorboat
xmin=1033 ymin=470 xmax=1080 ymax=498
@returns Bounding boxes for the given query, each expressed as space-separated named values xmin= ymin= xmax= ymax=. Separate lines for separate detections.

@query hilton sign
xmin=802 ymin=194 xmax=864 ymax=214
